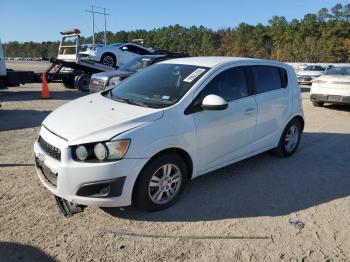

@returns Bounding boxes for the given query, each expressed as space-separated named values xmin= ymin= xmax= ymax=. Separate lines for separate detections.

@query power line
xmin=85 ymin=5 xmax=111 ymax=45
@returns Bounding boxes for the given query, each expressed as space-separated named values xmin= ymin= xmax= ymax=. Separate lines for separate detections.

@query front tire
xmin=274 ymin=119 xmax=302 ymax=157
xmin=134 ymin=153 xmax=188 ymax=211
xmin=312 ymin=101 xmax=324 ymax=107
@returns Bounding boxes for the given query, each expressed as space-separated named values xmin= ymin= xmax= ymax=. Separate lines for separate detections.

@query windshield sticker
xmin=183 ymin=68 xmax=206 ymax=83
xmin=162 ymin=95 xmax=170 ymax=100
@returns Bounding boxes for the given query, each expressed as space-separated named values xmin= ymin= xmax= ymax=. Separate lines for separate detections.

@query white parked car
xmin=297 ymin=65 xmax=333 ymax=84
xmin=81 ymin=43 xmax=153 ymax=68
xmin=310 ymin=66 xmax=350 ymax=107
xmin=33 ymin=57 xmax=304 ymax=215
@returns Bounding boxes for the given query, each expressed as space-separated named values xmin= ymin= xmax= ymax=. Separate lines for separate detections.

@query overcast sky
xmin=0 ymin=0 xmax=348 ymax=43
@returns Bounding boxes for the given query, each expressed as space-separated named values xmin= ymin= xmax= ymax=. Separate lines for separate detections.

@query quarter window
xmin=251 ymin=65 xmax=287 ymax=94
xmin=199 ymin=67 xmax=248 ymax=102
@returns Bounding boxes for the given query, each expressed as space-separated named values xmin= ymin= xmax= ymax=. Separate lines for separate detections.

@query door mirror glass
xmin=122 ymin=46 xmax=128 ymax=51
xmin=201 ymin=95 xmax=228 ymax=111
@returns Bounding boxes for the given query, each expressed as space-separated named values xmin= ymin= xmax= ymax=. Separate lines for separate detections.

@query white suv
xmin=33 ymin=57 xmax=304 ymax=215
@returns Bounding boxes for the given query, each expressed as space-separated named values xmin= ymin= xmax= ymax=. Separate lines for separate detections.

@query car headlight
xmin=108 ymin=76 xmax=122 ymax=87
xmin=76 ymin=145 xmax=89 ymax=161
xmin=94 ymin=143 xmax=108 ymax=161
xmin=73 ymin=139 xmax=130 ymax=162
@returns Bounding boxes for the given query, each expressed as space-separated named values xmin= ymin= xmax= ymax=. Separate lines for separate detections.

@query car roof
xmin=159 ymin=56 xmax=285 ymax=68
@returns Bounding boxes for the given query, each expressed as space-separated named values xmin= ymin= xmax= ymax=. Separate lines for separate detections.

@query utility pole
xmin=86 ymin=5 xmax=111 ymax=45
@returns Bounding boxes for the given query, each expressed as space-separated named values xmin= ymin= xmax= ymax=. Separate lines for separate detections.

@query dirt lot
xmin=0 ymin=61 xmax=350 ymax=261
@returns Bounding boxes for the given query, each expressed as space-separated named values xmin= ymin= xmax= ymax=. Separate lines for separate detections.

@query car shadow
xmin=0 ymin=89 xmax=85 ymax=102
xmin=0 ymin=242 xmax=56 ymax=262
xmin=103 ymin=132 xmax=350 ymax=222
xmin=323 ymin=104 xmax=350 ymax=112
xmin=0 ymin=109 xmax=51 ymax=131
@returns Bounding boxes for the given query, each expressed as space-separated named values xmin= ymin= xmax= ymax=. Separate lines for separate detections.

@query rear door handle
xmin=244 ymin=108 xmax=256 ymax=115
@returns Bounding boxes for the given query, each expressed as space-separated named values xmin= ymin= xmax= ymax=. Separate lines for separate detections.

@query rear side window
xmin=199 ymin=67 xmax=248 ymax=102
xmin=251 ymin=65 xmax=288 ymax=94
xmin=125 ymin=45 xmax=151 ymax=55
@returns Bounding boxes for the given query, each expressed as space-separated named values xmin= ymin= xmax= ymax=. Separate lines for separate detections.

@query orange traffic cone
xmin=41 ymin=73 xmax=51 ymax=99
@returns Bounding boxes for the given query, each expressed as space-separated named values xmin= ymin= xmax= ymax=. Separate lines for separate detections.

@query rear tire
xmin=62 ymin=81 xmax=75 ymax=89
xmin=134 ymin=153 xmax=188 ymax=211
xmin=101 ymin=53 xmax=116 ymax=68
xmin=74 ymin=74 xmax=91 ymax=93
xmin=312 ymin=101 xmax=324 ymax=107
xmin=0 ymin=79 xmax=7 ymax=89
xmin=274 ymin=119 xmax=302 ymax=157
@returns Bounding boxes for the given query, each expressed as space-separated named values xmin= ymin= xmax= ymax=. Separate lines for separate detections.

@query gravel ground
xmin=0 ymin=61 xmax=350 ymax=261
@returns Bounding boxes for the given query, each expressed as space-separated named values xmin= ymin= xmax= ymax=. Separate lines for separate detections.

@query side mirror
xmin=122 ymin=46 xmax=128 ymax=51
xmin=201 ymin=94 xmax=228 ymax=111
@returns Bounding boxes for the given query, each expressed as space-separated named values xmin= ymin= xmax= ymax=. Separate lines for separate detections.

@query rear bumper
xmin=310 ymin=94 xmax=350 ymax=105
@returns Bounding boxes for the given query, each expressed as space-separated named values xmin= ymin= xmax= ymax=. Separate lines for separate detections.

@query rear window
xmin=251 ymin=66 xmax=288 ymax=94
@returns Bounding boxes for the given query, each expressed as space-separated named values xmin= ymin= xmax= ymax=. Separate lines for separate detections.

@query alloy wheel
xmin=284 ymin=125 xmax=299 ymax=152
xmin=148 ymin=164 xmax=182 ymax=205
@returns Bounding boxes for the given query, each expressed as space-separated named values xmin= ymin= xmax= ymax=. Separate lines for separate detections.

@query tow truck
xmin=0 ymin=29 xmax=115 ymax=92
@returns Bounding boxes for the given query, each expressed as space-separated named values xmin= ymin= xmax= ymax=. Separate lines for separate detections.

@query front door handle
xmin=244 ymin=108 xmax=255 ymax=115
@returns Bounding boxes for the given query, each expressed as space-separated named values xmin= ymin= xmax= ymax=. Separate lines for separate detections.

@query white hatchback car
xmin=33 ymin=57 xmax=304 ymax=215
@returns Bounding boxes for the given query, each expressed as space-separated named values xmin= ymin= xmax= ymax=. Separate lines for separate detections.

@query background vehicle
xmin=310 ymin=66 xmax=350 ymax=107
xmin=297 ymin=65 xmax=333 ymax=84
xmin=82 ymin=42 xmax=154 ymax=68
xmin=1 ymin=30 xmax=115 ymax=92
xmin=0 ymin=39 xmax=37 ymax=89
xmin=34 ymin=57 xmax=304 ymax=215
xmin=89 ymin=52 xmax=188 ymax=92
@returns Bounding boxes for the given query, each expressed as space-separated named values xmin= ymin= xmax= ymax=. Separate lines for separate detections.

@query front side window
xmin=305 ymin=65 xmax=326 ymax=71
xmin=108 ymin=64 xmax=209 ymax=108
xmin=198 ymin=67 xmax=249 ymax=102
xmin=251 ymin=65 xmax=285 ymax=94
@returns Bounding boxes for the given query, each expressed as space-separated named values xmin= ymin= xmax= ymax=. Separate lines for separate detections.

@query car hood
xmin=297 ymin=71 xmax=324 ymax=76
xmin=42 ymin=93 xmax=163 ymax=145
xmin=93 ymin=69 xmax=133 ymax=79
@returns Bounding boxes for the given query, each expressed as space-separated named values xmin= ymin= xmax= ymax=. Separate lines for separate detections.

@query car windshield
xmin=324 ymin=67 xmax=350 ymax=76
xmin=119 ymin=57 xmax=155 ymax=72
xmin=108 ymin=64 xmax=209 ymax=108
xmin=111 ymin=43 xmax=123 ymax=47
xmin=305 ymin=65 xmax=326 ymax=71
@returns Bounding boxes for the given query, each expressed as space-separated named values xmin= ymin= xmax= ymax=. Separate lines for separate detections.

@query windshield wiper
xmin=111 ymin=95 xmax=149 ymax=108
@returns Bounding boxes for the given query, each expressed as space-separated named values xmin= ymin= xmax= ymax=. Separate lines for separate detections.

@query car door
xmin=119 ymin=44 xmax=139 ymax=65
xmin=249 ymin=65 xmax=292 ymax=152
xmin=191 ymin=66 xmax=258 ymax=174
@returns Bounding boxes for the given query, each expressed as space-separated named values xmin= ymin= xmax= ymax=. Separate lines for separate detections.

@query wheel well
xmin=131 ymin=148 xmax=193 ymax=205
xmin=147 ymin=148 xmax=193 ymax=179
xmin=292 ymin=115 xmax=305 ymax=130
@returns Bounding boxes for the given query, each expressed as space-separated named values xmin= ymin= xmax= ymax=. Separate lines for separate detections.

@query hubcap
xmin=102 ymin=56 xmax=115 ymax=67
xmin=148 ymin=164 xmax=182 ymax=205
xmin=284 ymin=125 xmax=299 ymax=152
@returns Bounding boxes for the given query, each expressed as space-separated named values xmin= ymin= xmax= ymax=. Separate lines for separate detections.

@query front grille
xmin=38 ymin=136 xmax=61 ymax=161
xmin=298 ymin=76 xmax=313 ymax=82
xmin=89 ymin=78 xmax=106 ymax=93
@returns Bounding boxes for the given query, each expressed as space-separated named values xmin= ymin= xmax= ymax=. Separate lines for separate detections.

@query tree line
xmin=3 ymin=3 xmax=350 ymax=62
